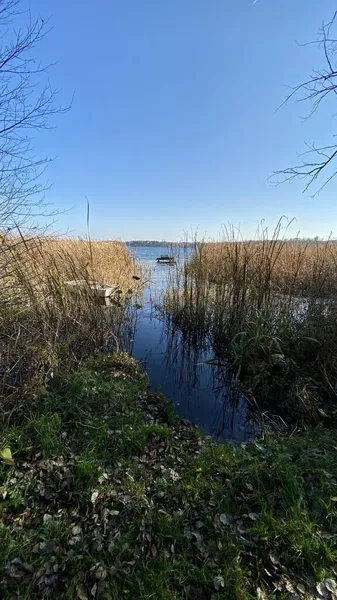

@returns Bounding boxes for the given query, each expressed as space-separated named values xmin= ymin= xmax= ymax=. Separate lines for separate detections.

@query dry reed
xmin=192 ymin=239 xmax=337 ymax=298
xmin=165 ymin=223 xmax=337 ymax=423
xmin=0 ymin=234 xmax=137 ymax=414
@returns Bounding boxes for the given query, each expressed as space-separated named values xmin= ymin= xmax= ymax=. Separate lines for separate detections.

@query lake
xmin=127 ymin=245 xmax=258 ymax=444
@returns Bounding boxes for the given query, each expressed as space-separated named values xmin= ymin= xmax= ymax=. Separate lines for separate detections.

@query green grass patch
xmin=0 ymin=354 xmax=336 ymax=599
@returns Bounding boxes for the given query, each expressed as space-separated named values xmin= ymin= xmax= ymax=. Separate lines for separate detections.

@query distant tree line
xmin=126 ymin=238 xmax=336 ymax=247
xmin=126 ymin=240 xmax=195 ymax=247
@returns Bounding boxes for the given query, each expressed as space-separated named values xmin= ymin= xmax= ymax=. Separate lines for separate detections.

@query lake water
xmin=127 ymin=245 xmax=258 ymax=444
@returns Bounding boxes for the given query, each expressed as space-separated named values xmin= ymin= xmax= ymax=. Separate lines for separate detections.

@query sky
xmin=23 ymin=0 xmax=337 ymax=240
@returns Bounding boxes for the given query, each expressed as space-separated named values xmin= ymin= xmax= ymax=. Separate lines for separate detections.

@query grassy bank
xmin=0 ymin=235 xmax=137 ymax=413
xmin=1 ymin=353 xmax=337 ymax=599
xmin=166 ymin=226 xmax=337 ymax=424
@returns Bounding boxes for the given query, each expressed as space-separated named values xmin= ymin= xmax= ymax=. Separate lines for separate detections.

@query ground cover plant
xmin=1 ymin=353 xmax=337 ymax=599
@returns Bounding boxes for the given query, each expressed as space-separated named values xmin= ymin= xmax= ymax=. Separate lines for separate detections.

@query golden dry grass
xmin=37 ymin=238 xmax=136 ymax=287
xmin=0 ymin=235 xmax=137 ymax=411
xmin=192 ymin=240 xmax=337 ymax=297
xmin=1 ymin=236 xmax=136 ymax=289
xmin=166 ymin=231 xmax=337 ymax=422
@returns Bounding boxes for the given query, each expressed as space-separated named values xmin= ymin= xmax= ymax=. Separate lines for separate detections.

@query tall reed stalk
xmin=165 ymin=221 xmax=337 ymax=423
xmin=0 ymin=232 xmax=137 ymax=416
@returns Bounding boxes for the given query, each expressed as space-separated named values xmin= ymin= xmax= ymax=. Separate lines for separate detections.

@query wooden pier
xmin=64 ymin=280 xmax=122 ymax=298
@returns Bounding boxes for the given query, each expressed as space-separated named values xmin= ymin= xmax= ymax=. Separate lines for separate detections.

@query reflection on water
xmin=126 ymin=245 xmax=258 ymax=443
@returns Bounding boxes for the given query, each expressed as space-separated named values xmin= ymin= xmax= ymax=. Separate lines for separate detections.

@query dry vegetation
xmin=190 ymin=238 xmax=337 ymax=298
xmin=30 ymin=238 xmax=137 ymax=289
xmin=166 ymin=225 xmax=337 ymax=423
xmin=0 ymin=235 xmax=137 ymax=413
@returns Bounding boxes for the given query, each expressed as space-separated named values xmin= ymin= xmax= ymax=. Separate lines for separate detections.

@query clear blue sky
xmin=27 ymin=0 xmax=337 ymax=240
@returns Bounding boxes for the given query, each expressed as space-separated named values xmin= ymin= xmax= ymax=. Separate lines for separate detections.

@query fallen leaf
xmin=319 ymin=531 xmax=336 ymax=539
xmin=220 ymin=513 xmax=231 ymax=526
xmin=285 ymin=580 xmax=296 ymax=593
xmin=324 ymin=579 xmax=337 ymax=594
xmin=72 ymin=525 xmax=82 ymax=536
xmin=316 ymin=581 xmax=330 ymax=599
xmin=256 ymin=587 xmax=268 ymax=600
xmin=167 ymin=468 xmax=180 ymax=481
xmin=43 ymin=514 xmax=53 ymax=524
xmin=191 ymin=531 xmax=203 ymax=543
xmin=297 ymin=583 xmax=306 ymax=595
xmin=91 ymin=490 xmax=99 ymax=504
xmin=213 ymin=575 xmax=225 ymax=591
xmin=95 ymin=565 xmax=107 ymax=580
xmin=32 ymin=541 xmax=56 ymax=555
xmin=76 ymin=583 xmax=89 ymax=600
xmin=0 ymin=447 xmax=14 ymax=464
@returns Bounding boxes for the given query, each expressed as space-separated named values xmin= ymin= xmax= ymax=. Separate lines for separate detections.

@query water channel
xmin=127 ymin=246 xmax=258 ymax=444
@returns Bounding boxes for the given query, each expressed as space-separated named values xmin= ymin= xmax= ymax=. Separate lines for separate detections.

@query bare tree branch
xmin=0 ymin=0 xmax=69 ymax=231
xmin=274 ymin=12 xmax=337 ymax=194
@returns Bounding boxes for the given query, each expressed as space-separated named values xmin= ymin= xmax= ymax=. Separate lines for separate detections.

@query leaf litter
xmin=0 ymin=354 xmax=337 ymax=599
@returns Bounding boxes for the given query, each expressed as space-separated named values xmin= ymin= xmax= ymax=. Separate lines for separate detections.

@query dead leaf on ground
xmin=32 ymin=541 xmax=56 ymax=555
xmin=219 ymin=513 xmax=232 ymax=526
xmin=91 ymin=490 xmax=99 ymax=504
xmin=316 ymin=579 xmax=337 ymax=599
xmin=76 ymin=583 xmax=89 ymax=600
xmin=0 ymin=447 xmax=14 ymax=464
xmin=256 ymin=587 xmax=268 ymax=600
xmin=213 ymin=575 xmax=225 ymax=591
xmin=316 ymin=582 xmax=329 ymax=599
xmin=324 ymin=579 xmax=337 ymax=594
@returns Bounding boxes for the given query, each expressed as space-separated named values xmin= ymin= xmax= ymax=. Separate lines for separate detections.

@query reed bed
xmin=166 ymin=225 xmax=337 ymax=423
xmin=29 ymin=237 xmax=137 ymax=288
xmin=190 ymin=239 xmax=337 ymax=298
xmin=0 ymin=234 xmax=137 ymax=414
